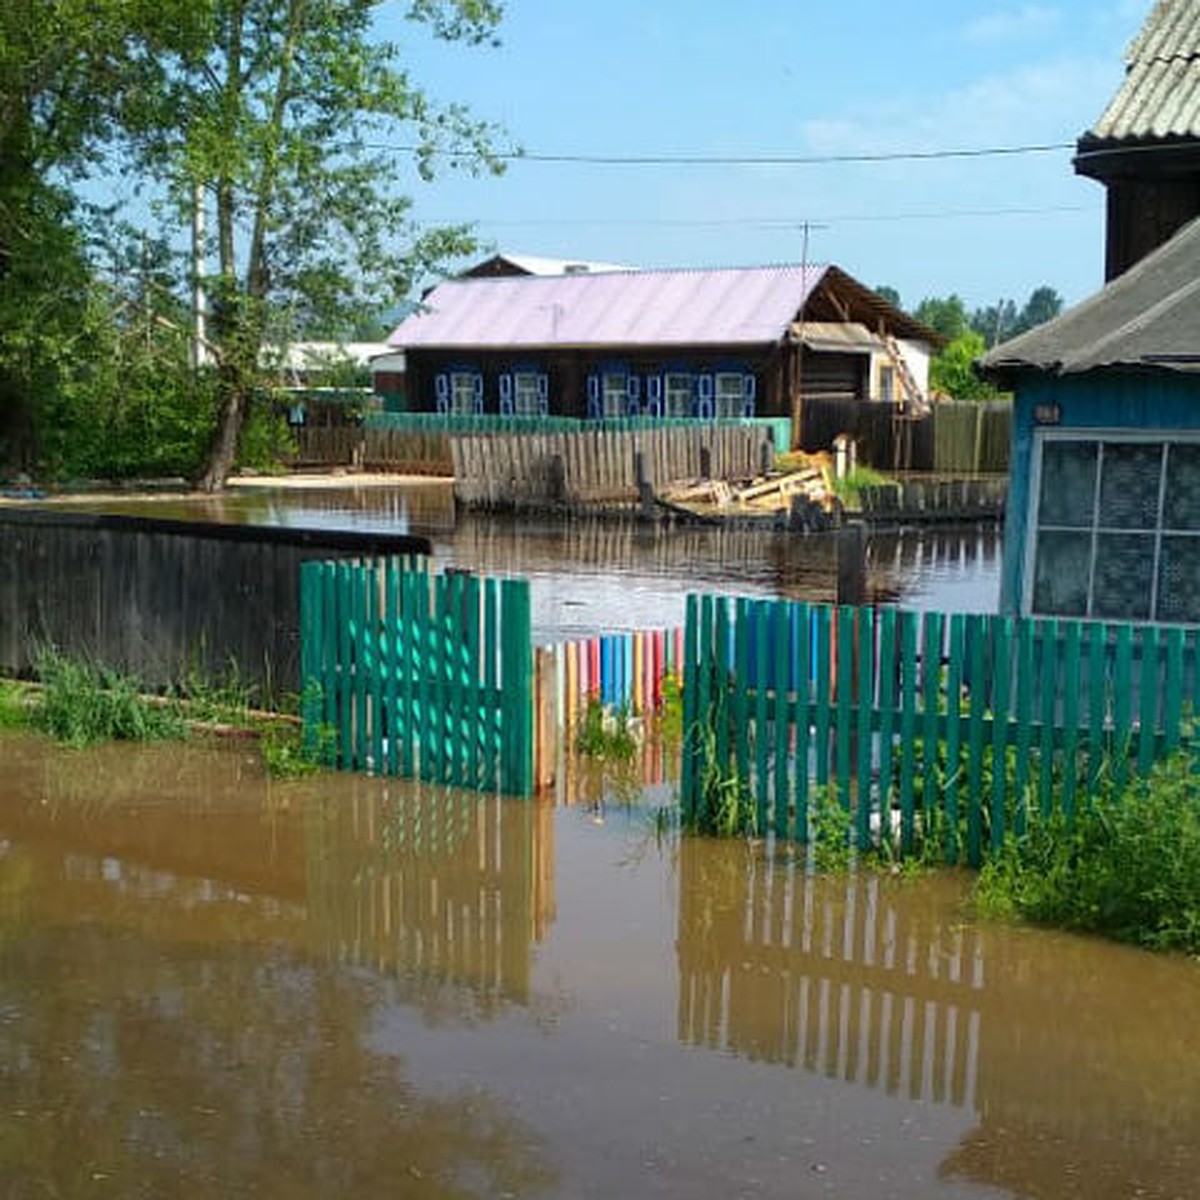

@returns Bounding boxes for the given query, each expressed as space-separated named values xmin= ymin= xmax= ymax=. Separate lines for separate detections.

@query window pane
xmin=1157 ymin=536 xmax=1200 ymax=623
xmin=514 ymin=373 xmax=539 ymax=416
xmin=1098 ymin=442 xmax=1162 ymax=529
xmin=1032 ymin=531 xmax=1091 ymax=616
xmin=1164 ymin=444 xmax=1200 ymax=531
xmin=1092 ymin=532 xmax=1154 ymax=620
xmin=714 ymin=373 xmax=744 ymax=419
xmin=1039 ymin=441 xmax=1096 ymax=527
xmin=665 ymin=373 xmax=692 ymax=418
xmin=451 ymin=373 xmax=476 ymax=414
xmin=602 ymin=374 xmax=626 ymax=417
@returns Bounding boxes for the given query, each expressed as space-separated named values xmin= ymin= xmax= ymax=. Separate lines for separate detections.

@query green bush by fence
xmin=680 ymin=596 xmax=1200 ymax=865
xmin=300 ymin=558 xmax=534 ymax=796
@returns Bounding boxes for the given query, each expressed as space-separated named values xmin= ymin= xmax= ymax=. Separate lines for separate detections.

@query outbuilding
xmin=979 ymin=214 xmax=1200 ymax=623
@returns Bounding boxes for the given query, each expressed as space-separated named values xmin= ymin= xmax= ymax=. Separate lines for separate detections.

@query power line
xmin=420 ymin=203 xmax=1094 ymax=228
xmin=367 ymin=141 xmax=1075 ymax=167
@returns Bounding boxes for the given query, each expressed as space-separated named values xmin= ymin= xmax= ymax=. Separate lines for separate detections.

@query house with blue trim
xmin=385 ymin=262 xmax=937 ymax=442
xmin=980 ymin=214 xmax=1200 ymax=623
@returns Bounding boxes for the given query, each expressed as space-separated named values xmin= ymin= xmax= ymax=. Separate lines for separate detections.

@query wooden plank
xmin=1137 ymin=625 xmax=1159 ymax=778
xmin=772 ymin=601 xmax=792 ymax=840
xmin=1113 ymin=623 xmax=1133 ymax=788
xmin=368 ymin=561 xmax=384 ymax=775
xmin=965 ymin=615 xmax=987 ymax=868
xmin=1061 ymin=621 xmax=1081 ymax=819
xmin=385 ymin=560 xmax=400 ymax=776
xmin=835 ymin=606 xmax=854 ymax=813
xmin=1012 ymin=617 xmax=1034 ymax=833
xmin=814 ymin=606 xmax=832 ymax=793
xmin=876 ymin=608 xmax=897 ymax=842
xmin=1087 ymin=621 xmax=1107 ymax=797
xmin=1163 ymin=626 xmax=1184 ymax=758
xmin=944 ymin=614 xmax=965 ymax=864
xmin=988 ymin=617 xmax=1013 ymax=855
xmin=1037 ymin=618 xmax=1057 ymax=817
xmin=855 ymin=606 xmax=875 ymax=852
xmin=920 ymin=611 xmax=943 ymax=848
xmin=754 ymin=600 xmax=770 ymax=834
xmin=897 ymin=612 xmax=918 ymax=855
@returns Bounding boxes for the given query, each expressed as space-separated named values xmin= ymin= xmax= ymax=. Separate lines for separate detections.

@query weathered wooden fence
xmin=859 ymin=478 xmax=1007 ymax=523
xmin=0 ymin=510 xmax=430 ymax=699
xmin=452 ymin=424 xmax=773 ymax=510
xmin=801 ymin=398 xmax=1011 ymax=474
xmin=680 ymin=597 xmax=1200 ymax=865
xmin=300 ymin=558 xmax=535 ymax=795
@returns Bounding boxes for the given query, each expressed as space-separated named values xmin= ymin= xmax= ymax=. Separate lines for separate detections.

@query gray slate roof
xmin=1083 ymin=0 xmax=1200 ymax=143
xmin=978 ymin=214 xmax=1200 ymax=377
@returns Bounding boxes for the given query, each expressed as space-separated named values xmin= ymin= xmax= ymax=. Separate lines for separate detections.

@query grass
xmin=829 ymin=465 xmax=892 ymax=509
xmin=0 ymin=679 xmax=32 ymax=730
xmin=574 ymin=698 xmax=639 ymax=761
xmin=975 ymin=750 xmax=1200 ymax=954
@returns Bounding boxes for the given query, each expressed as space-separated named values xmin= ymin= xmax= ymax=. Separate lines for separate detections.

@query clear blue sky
xmin=380 ymin=0 xmax=1149 ymax=312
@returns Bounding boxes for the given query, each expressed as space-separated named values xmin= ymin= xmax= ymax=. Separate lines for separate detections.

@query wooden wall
xmin=0 ymin=510 xmax=430 ymax=699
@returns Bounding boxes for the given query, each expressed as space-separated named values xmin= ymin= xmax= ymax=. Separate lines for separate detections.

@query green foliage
xmin=830 ymin=465 xmax=891 ymax=509
xmin=975 ymin=751 xmax=1200 ymax=953
xmin=656 ymin=673 xmax=684 ymax=745
xmin=808 ymin=787 xmax=853 ymax=873
xmin=32 ymin=652 xmax=187 ymax=747
xmin=929 ymin=330 xmax=1001 ymax=400
xmin=684 ymin=716 xmax=757 ymax=839
xmin=574 ymin=699 xmax=639 ymax=761
xmin=913 ymin=294 xmax=971 ymax=341
xmin=0 ymin=680 xmax=32 ymax=730
xmin=261 ymin=723 xmax=332 ymax=778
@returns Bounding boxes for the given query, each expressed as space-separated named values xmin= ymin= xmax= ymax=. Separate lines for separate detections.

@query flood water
xmin=3 ymin=731 xmax=1199 ymax=1199
xmin=71 ymin=480 xmax=1001 ymax=637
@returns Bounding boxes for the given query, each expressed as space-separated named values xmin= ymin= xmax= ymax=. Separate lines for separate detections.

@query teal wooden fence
xmin=681 ymin=597 xmax=1200 ymax=865
xmin=300 ymin=559 xmax=534 ymax=796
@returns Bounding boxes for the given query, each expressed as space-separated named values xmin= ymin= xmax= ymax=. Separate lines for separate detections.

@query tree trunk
xmin=194 ymin=374 xmax=246 ymax=491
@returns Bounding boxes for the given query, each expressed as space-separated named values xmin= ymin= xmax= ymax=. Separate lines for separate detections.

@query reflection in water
xmin=4 ymin=731 xmax=1197 ymax=1197
xmin=675 ymin=840 xmax=1200 ymax=1199
xmin=66 ymin=484 xmax=1001 ymax=634
xmin=0 ymin=738 xmax=558 ymax=1198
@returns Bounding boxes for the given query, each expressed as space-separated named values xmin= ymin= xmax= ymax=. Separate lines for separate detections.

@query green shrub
xmin=0 ymin=680 xmax=32 ymax=730
xmin=574 ymin=699 xmax=639 ymax=761
xmin=830 ymin=465 xmax=891 ymax=509
xmin=975 ymin=751 xmax=1200 ymax=953
xmin=33 ymin=652 xmax=187 ymax=747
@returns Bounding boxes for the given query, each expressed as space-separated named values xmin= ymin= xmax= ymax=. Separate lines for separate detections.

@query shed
xmin=979 ymin=213 xmax=1200 ymax=622
xmin=386 ymin=263 xmax=938 ymax=446
xmin=1074 ymin=0 xmax=1200 ymax=280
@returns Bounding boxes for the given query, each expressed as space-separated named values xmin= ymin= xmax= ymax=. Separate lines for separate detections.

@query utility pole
xmin=790 ymin=220 xmax=828 ymax=452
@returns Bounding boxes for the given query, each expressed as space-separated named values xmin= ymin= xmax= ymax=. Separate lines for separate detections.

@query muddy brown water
xmin=3 ymin=732 xmax=1199 ymax=1199
xmin=55 ymin=481 xmax=1002 ymax=638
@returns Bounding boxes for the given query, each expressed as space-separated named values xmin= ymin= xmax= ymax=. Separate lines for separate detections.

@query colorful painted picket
xmin=300 ymin=558 xmax=534 ymax=796
xmin=680 ymin=597 xmax=1200 ymax=865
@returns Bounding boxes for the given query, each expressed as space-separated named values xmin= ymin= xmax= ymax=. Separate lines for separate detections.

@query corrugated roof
xmin=484 ymin=252 xmax=633 ymax=276
xmin=978 ymin=213 xmax=1200 ymax=376
xmin=1084 ymin=0 xmax=1200 ymax=143
xmin=389 ymin=264 xmax=829 ymax=350
xmin=791 ymin=321 xmax=883 ymax=353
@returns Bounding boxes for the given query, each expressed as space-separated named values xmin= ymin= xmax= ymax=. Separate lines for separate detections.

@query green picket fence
xmin=300 ymin=558 xmax=534 ymax=796
xmin=680 ymin=597 xmax=1200 ymax=865
xmin=364 ymin=410 xmax=790 ymax=446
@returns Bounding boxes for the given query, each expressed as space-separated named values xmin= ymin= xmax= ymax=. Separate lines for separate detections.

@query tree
xmin=125 ymin=0 xmax=507 ymax=490
xmin=874 ymin=284 xmax=902 ymax=310
xmin=928 ymin=329 xmax=998 ymax=400
xmin=1014 ymin=285 xmax=1063 ymax=335
xmin=912 ymin=294 xmax=970 ymax=342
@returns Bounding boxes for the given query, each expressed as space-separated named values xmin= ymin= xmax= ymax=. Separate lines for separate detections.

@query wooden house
xmin=385 ymin=263 xmax=937 ymax=445
xmin=979 ymin=214 xmax=1200 ymax=623
xmin=1074 ymin=0 xmax=1200 ymax=281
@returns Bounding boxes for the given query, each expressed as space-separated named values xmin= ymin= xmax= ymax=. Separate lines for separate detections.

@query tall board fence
xmin=680 ymin=596 xmax=1200 ymax=866
xmin=452 ymin=424 xmax=774 ymax=510
xmin=300 ymin=559 xmax=534 ymax=796
xmin=0 ymin=509 xmax=430 ymax=700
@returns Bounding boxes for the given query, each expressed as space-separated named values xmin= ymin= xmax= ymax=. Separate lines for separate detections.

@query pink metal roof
xmin=388 ymin=264 xmax=829 ymax=350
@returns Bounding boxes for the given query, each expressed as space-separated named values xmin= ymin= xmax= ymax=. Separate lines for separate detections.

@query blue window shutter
xmin=587 ymin=374 xmax=600 ymax=419
xmin=473 ymin=373 xmax=484 ymax=408
xmin=646 ymin=393 xmax=662 ymax=418
xmin=499 ymin=373 xmax=513 ymax=402
xmin=435 ymin=373 xmax=449 ymax=404
xmin=647 ymin=374 xmax=662 ymax=403
xmin=537 ymin=373 xmax=549 ymax=402
xmin=436 ymin=393 xmax=449 ymax=415
xmin=697 ymin=373 xmax=714 ymax=401
xmin=697 ymin=395 xmax=714 ymax=420
xmin=744 ymin=374 xmax=756 ymax=401
xmin=628 ymin=375 xmax=641 ymax=402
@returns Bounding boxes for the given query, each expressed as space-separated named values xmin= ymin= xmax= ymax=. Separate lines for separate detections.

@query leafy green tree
xmin=929 ymin=329 xmax=998 ymax=400
xmin=912 ymin=294 xmax=970 ymax=341
xmin=1014 ymin=285 xmax=1064 ymax=335
xmin=124 ymin=0 xmax=507 ymax=490
xmin=874 ymin=284 xmax=902 ymax=310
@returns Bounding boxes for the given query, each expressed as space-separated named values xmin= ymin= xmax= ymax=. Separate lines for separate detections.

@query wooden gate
xmin=300 ymin=559 xmax=534 ymax=795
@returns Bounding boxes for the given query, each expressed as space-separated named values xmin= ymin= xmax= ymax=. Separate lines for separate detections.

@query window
xmin=513 ymin=370 xmax=542 ymax=416
xmin=1027 ymin=433 xmax=1200 ymax=623
xmin=714 ymin=371 xmax=756 ymax=418
xmin=665 ymin=372 xmax=693 ymax=418
xmin=879 ymin=365 xmax=896 ymax=404
xmin=601 ymin=372 xmax=627 ymax=417
xmin=450 ymin=371 xmax=477 ymax=414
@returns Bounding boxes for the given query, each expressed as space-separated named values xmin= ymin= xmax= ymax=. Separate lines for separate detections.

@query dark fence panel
xmin=0 ymin=510 xmax=430 ymax=700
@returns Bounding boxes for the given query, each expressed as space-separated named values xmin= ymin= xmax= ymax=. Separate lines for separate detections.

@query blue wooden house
xmin=980 ymin=214 xmax=1200 ymax=623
